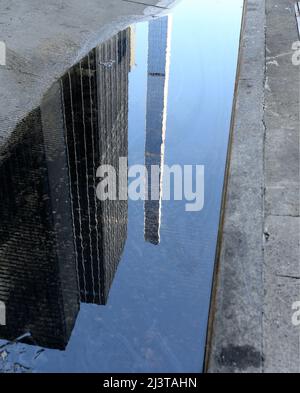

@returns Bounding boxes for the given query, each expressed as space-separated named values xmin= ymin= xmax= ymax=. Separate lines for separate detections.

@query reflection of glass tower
xmin=0 ymin=99 xmax=80 ymax=350
xmin=0 ymin=27 xmax=131 ymax=349
xmin=95 ymin=28 xmax=130 ymax=304
xmin=144 ymin=16 xmax=172 ymax=245
xmin=61 ymin=28 xmax=130 ymax=305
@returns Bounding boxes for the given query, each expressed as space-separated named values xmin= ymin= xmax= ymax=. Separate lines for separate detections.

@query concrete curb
xmin=206 ymin=0 xmax=300 ymax=373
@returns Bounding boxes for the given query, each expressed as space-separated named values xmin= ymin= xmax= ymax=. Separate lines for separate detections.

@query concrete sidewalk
xmin=207 ymin=0 xmax=300 ymax=373
xmin=0 ymin=0 xmax=177 ymax=145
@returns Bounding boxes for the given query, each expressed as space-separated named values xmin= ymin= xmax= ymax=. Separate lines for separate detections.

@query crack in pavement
xmin=121 ymin=0 xmax=169 ymax=9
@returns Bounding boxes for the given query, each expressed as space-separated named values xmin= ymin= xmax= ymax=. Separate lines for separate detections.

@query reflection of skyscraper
xmin=0 ymin=27 xmax=130 ymax=349
xmin=130 ymin=26 xmax=136 ymax=70
xmin=61 ymin=28 xmax=130 ymax=305
xmin=0 ymin=95 xmax=80 ymax=350
xmin=144 ymin=16 xmax=172 ymax=245
xmin=96 ymin=28 xmax=130 ymax=304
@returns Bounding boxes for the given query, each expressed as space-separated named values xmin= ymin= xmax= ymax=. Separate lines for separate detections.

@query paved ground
xmin=0 ymin=0 xmax=177 ymax=145
xmin=207 ymin=0 xmax=300 ymax=373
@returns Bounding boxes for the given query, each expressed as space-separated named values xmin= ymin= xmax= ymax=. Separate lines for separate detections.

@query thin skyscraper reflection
xmin=144 ymin=16 xmax=172 ymax=245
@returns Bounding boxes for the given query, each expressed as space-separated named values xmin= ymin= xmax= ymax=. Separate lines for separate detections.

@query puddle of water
xmin=0 ymin=0 xmax=243 ymax=372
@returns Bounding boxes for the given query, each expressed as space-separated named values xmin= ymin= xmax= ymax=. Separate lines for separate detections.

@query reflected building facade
xmin=0 ymin=28 xmax=131 ymax=349
xmin=144 ymin=16 xmax=172 ymax=245
xmin=61 ymin=28 xmax=130 ymax=305
xmin=0 ymin=105 xmax=79 ymax=350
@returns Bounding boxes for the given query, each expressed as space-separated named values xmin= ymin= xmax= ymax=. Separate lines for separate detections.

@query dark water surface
xmin=0 ymin=0 xmax=243 ymax=372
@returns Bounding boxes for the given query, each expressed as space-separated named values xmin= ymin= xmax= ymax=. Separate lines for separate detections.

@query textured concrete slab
xmin=262 ymin=0 xmax=300 ymax=373
xmin=0 ymin=0 xmax=176 ymax=145
xmin=264 ymin=216 xmax=300 ymax=373
xmin=264 ymin=216 xmax=300 ymax=283
xmin=207 ymin=0 xmax=300 ymax=373
xmin=265 ymin=128 xmax=299 ymax=217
